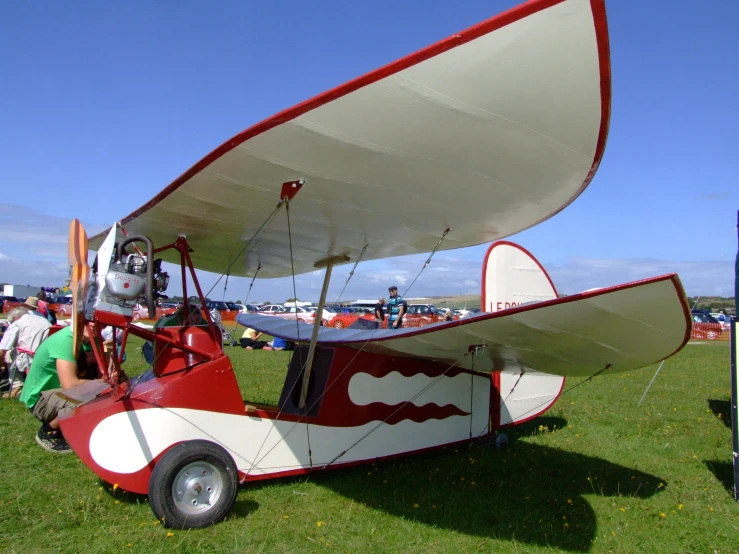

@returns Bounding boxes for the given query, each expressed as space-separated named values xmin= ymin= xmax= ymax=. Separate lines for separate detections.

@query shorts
xmin=31 ymin=389 xmax=77 ymax=424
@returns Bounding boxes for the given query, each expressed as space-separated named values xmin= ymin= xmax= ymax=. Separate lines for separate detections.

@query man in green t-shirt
xmin=20 ymin=326 xmax=95 ymax=454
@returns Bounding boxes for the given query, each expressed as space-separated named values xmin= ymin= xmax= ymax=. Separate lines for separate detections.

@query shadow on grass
xmin=508 ymin=416 xmax=568 ymax=440
xmin=231 ymin=497 xmax=260 ymax=518
xmin=704 ymin=459 xmax=737 ymax=497
xmin=707 ymin=399 xmax=732 ymax=429
xmin=306 ymin=437 xmax=665 ymax=552
xmin=99 ymin=480 xmax=148 ymax=505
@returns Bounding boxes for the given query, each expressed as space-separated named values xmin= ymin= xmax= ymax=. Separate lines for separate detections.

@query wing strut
xmin=298 ymin=253 xmax=347 ymax=409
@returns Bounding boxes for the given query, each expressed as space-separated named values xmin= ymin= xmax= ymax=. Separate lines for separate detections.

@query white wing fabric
xmin=236 ymin=275 xmax=690 ymax=378
xmin=91 ymin=0 xmax=610 ymax=279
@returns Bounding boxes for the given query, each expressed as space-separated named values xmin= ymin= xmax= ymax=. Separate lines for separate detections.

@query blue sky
xmin=1 ymin=0 xmax=737 ymax=303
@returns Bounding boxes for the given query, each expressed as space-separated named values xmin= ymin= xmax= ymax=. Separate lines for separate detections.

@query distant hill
xmin=688 ymin=296 xmax=735 ymax=315
xmin=404 ymin=294 xmax=481 ymax=310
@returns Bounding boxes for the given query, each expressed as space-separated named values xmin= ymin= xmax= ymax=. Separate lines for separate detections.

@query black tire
xmin=149 ymin=440 xmax=239 ymax=529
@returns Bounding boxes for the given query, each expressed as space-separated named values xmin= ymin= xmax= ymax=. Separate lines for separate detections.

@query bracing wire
xmin=321 ymin=350 xmax=472 ymax=469
xmin=205 ymin=201 xmax=284 ymax=299
xmin=468 ymin=347 xmax=482 ymax=438
xmin=243 ymin=265 xmax=261 ymax=305
xmin=244 ymin=199 xmax=309 ymax=475
xmin=284 ymin=199 xmax=312 ymax=467
xmin=222 ymin=272 xmax=229 ymax=302
xmin=402 ymin=228 xmax=450 ymax=298
xmin=502 ymin=367 xmax=526 ymax=404
xmin=335 ymin=244 xmax=368 ymax=304
xmin=476 ymin=364 xmax=613 ymax=438
xmin=284 ymin=200 xmax=302 ymax=342
xmin=246 ymin=228 xmax=457 ymax=474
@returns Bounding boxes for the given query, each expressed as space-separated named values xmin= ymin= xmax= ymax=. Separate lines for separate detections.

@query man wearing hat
xmin=386 ymin=286 xmax=407 ymax=329
xmin=23 ymin=296 xmax=48 ymax=320
xmin=0 ymin=306 xmax=51 ymax=398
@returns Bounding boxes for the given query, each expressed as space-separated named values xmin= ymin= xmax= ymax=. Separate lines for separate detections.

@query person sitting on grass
xmin=269 ymin=337 xmax=287 ymax=351
xmin=239 ymin=327 xmax=272 ymax=350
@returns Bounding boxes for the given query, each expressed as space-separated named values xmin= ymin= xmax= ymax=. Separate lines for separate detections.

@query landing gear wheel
xmin=149 ymin=440 xmax=239 ymax=529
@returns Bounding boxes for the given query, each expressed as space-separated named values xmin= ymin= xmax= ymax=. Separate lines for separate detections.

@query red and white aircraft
xmin=57 ymin=0 xmax=690 ymax=529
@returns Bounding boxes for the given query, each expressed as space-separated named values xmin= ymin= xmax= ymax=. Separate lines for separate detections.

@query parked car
xmin=260 ymin=305 xmax=285 ymax=313
xmin=308 ymin=307 xmax=337 ymax=326
xmin=49 ymin=295 xmax=74 ymax=317
xmin=158 ymin=302 xmax=178 ymax=316
xmin=273 ymin=305 xmax=316 ymax=324
xmin=1 ymin=295 xmax=21 ymax=313
xmin=404 ymin=304 xmax=449 ymax=327
xmin=691 ymin=310 xmax=723 ymax=340
xmin=708 ymin=312 xmax=732 ymax=331
xmin=230 ymin=303 xmax=260 ymax=313
xmin=204 ymin=300 xmax=230 ymax=312
xmin=131 ymin=303 xmax=177 ymax=322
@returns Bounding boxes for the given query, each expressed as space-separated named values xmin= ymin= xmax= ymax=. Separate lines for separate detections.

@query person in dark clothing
xmin=239 ymin=328 xmax=272 ymax=350
xmin=374 ymin=298 xmax=385 ymax=324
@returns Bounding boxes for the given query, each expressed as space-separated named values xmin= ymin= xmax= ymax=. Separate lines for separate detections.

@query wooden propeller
xmin=68 ymin=218 xmax=90 ymax=359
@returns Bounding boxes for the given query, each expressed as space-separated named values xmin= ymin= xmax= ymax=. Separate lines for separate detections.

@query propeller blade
xmin=68 ymin=219 xmax=90 ymax=359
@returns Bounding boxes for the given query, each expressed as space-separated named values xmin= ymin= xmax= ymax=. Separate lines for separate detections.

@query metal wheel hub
xmin=172 ymin=461 xmax=223 ymax=515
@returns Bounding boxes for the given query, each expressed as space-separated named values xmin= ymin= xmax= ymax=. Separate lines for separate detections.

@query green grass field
xmin=0 ymin=337 xmax=737 ymax=553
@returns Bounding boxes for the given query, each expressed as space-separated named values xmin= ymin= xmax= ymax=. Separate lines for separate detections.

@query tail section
xmin=481 ymin=241 xmax=565 ymax=427
xmin=481 ymin=241 xmax=558 ymax=312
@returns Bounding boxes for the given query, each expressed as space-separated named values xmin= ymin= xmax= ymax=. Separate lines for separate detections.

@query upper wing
xmin=237 ymin=274 xmax=690 ymax=377
xmin=92 ymin=0 xmax=610 ymax=278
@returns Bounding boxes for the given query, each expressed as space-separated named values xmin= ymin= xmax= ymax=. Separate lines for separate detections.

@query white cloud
xmin=0 ymin=203 xmax=104 ymax=256
xmin=0 ymin=207 xmax=732 ymax=301
xmin=0 ymin=255 xmax=70 ymax=288
xmin=546 ymin=257 xmax=735 ymax=297
xmin=699 ymin=191 xmax=730 ymax=201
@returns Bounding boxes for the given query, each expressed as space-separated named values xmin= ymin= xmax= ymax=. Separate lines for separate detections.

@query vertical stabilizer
xmin=481 ymin=241 xmax=565 ymax=427
xmin=481 ymin=241 xmax=558 ymax=312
